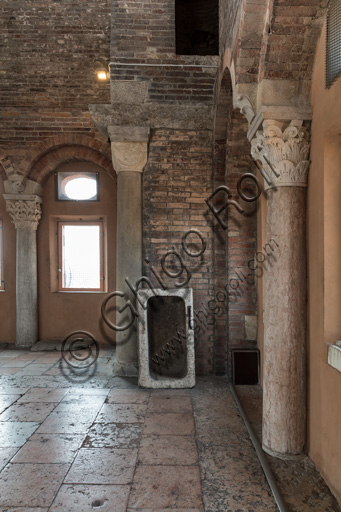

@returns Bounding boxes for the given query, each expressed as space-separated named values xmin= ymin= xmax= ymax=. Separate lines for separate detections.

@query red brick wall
xmin=225 ymin=111 xmax=257 ymax=373
xmin=143 ymin=128 xmax=217 ymax=375
xmin=110 ymin=63 xmax=216 ymax=105
xmin=143 ymin=121 xmax=257 ymax=376
xmin=265 ymin=1 xmax=324 ymax=81
xmin=0 ymin=0 xmax=111 ymax=150
xmin=111 ymin=0 xmax=175 ymax=59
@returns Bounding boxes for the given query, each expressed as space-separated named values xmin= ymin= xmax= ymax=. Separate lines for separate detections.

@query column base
xmin=15 ymin=340 xmax=35 ymax=349
xmin=262 ymin=443 xmax=306 ymax=461
xmin=113 ymin=359 xmax=138 ymax=377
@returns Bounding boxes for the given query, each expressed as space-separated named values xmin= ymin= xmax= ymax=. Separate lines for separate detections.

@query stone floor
xmin=0 ymin=344 xmax=339 ymax=511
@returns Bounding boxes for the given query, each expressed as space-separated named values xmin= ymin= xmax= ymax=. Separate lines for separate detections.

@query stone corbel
xmin=250 ymin=119 xmax=311 ymax=191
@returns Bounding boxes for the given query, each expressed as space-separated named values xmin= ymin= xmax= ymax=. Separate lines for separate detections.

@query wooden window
xmin=57 ymin=220 xmax=104 ymax=292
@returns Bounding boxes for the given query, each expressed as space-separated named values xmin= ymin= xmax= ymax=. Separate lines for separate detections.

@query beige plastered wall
xmin=0 ymin=179 xmax=16 ymax=343
xmin=308 ymin=22 xmax=341 ymax=504
xmin=38 ymin=163 xmax=117 ymax=345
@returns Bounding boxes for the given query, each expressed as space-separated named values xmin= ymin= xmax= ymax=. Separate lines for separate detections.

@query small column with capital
xmin=4 ymin=191 xmax=42 ymax=348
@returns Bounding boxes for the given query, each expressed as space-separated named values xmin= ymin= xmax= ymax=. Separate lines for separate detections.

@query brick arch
xmin=28 ymin=143 xmax=115 ymax=185
xmin=0 ymin=151 xmax=16 ymax=181
xmin=214 ymin=67 xmax=234 ymax=144
xmin=262 ymin=1 xmax=327 ymax=83
xmin=221 ymin=0 xmax=328 ymax=98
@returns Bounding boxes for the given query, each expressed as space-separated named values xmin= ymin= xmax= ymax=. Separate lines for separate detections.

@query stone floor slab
xmin=0 ymin=368 xmax=21 ymax=375
xmin=143 ymin=412 xmax=195 ymax=436
xmin=0 ymin=388 xmax=28 ymax=395
xmin=128 ymin=465 xmax=204 ymax=509
xmin=0 ymin=421 xmax=39 ymax=447
xmin=49 ymin=484 xmax=130 ymax=512
xmin=14 ymin=364 xmax=55 ymax=377
xmin=65 ymin=448 xmax=137 ymax=484
xmin=83 ymin=423 xmax=142 ymax=448
xmin=96 ymin=403 xmax=147 ymax=423
xmin=53 ymin=396 xmax=106 ymax=413
xmin=0 ymin=402 xmax=57 ymax=422
xmin=0 ymin=395 xmax=20 ymax=414
xmin=148 ymin=395 xmax=193 ymax=413
xmin=0 ymin=447 xmax=18 ymax=471
xmin=1 ymin=360 xmax=35 ymax=368
xmin=0 ymin=463 xmax=69 ymax=507
xmin=0 ymin=508 xmax=48 ymax=512
xmin=138 ymin=435 xmax=198 ymax=465
xmin=11 ymin=433 xmax=85 ymax=463
xmin=106 ymin=388 xmax=150 ymax=404
xmin=17 ymin=388 xmax=69 ymax=403
xmin=35 ymin=410 xmax=96 ymax=434
xmin=127 ymin=509 xmax=203 ymax=512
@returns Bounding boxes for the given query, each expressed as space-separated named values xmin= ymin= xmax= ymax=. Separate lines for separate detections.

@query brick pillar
xmin=251 ymin=119 xmax=310 ymax=458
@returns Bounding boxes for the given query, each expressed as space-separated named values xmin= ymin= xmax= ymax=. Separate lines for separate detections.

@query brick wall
xmin=0 ymin=0 xmax=111 ymax=151
xmin=110 ymin=63 xmax=216 ymax=105
xmin=142 ymin=122 xmax=258 ymax=376
xmin=143 ymin=128 xmax=217 ymax=375
xmin=226 ymin=111 xmax=257 ymax=374
xmin=111 ymin=0 xmax=175 ymax=59
xmin=219 ymin=0 xmax=242 ymax=57
xmin=265 ymin=1 xmax=324 ymax=81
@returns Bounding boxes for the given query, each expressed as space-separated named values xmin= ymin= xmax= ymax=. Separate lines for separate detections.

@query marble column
xmin=4 ymin=194 xmax=42 ymax=348
xmin=251 ymin=120 xmax=310 ymax=458
xmin=109 ymin=126 xmax=149 ymax=376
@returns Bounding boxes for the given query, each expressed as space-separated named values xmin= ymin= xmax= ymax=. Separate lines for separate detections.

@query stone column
xmin=108 ymin=126 xmax=150 ymax=376
xmin=251 ymin=120 xmax=310 ymax=458
xmin=4 ymin=194 xmax=42 ymax=348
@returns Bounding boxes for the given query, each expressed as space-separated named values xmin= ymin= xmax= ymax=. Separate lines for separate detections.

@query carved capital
xmin=5 ymin=197 xmax=42 ymax=231
xmin=111 ymin=141 xmax=148 ymax=173
xmin=251 ymin=120 xmax=310 ymax=190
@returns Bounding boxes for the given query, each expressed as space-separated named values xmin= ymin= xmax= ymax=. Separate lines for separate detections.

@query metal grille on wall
xmin=326 ymin=0 xmax=341 ymax=88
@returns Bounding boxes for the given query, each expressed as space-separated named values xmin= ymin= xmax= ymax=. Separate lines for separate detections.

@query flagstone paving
xmin=0 ymin=345 xmax=339 ymax=511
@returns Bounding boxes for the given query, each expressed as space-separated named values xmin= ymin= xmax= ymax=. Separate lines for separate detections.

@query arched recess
xmin=35 ymin=143 xmax=117 ymax=346
xmin=28 ymin=143 xmax=114 ymax=185
xmin=211 ymin=66 xmax=258 ymax=378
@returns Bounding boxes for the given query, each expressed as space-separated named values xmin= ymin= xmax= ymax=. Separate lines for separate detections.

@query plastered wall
xmin=37 ymin=163 xmax=117 ymax=345
xmin=308 ymin=23 xmax=341 ymax=504
xmin=0 ymin=179 xmax=16 ymax=343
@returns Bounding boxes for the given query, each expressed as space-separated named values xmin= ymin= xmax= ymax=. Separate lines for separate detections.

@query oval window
xmin=63 ymin=176 xmax=97 ymax=201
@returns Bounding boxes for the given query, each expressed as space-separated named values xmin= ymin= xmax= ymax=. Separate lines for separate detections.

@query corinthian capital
xmin=5 ymin=196 xmax=42 ymax=231
xmin=251 ymin=120 xmax=310 ymax=190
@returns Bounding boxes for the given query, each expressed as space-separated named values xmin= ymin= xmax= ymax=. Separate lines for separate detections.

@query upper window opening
xmin=326 ymin=0 xmax=341 ymax=88
xmin=175 ymin=0 xmax=219 ymax=56
xmin=56 ymin=172 xmax=99 ymax=201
